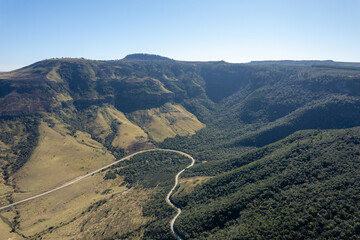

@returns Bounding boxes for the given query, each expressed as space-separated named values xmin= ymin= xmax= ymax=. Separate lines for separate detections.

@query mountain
xmin=0 ymin=55 xmax=359 ymax=239
xmin=123 ymin=53 xmax=173 ymax=61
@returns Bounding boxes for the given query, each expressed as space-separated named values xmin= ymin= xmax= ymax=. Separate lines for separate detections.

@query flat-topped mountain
xmin=123 ymin=53 xmax=173 ymax=61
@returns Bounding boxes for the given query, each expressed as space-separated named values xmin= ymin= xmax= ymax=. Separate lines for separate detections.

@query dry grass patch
xmin=73 ymin=131 xmax=104 ymax=149
xmin=129 ymin=103 xmax=206 ymax=142
xmin=13 ymin=173 xmax=126 ymax=238
xmin=12 ymin=121 xmax=114 ymax=194
xmin=106 ymin=107 xmax=148 ymax=149
xmin=151 ymin=78 xmax=173 ymax=94
xmin=91 ymin=108 xmax=112 ymax=139
xmin=173 ymin=176 xmax=211 ymax=199
xmin=45 ymin=63 xmax=62 ymax=83
xmin=0 ymin=216 xmax=24 ymax=240
xmin=0 ymin=210 xmax=23 ymax=240
xmin=92 ymin=106 xmax=149 ymax=149
xmin=39 ymin=187 xmax=156 ymax=240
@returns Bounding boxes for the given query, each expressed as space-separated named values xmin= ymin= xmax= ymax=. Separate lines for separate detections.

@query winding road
xmin=164 ymin=150 xmax=195 ymax=240
xmin=0 ymin=148 xmax=194 ymax=239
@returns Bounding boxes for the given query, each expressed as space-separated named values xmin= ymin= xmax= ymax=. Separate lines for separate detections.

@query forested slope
xmin=174 ymin=128 xmax=360 ymax=239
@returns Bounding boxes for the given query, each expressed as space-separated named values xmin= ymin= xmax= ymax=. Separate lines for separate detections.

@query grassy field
xmin=106 ymin=107 xmax=149 ymax=149
xmin=129 ymin=103 xmax=205 ymax=142
xmin=91 ymin=106 xmax=149 ymax=149
xmin=91 ymin=107 xmax=112 ymax=139
xmin=11 ymin=173 xmax=127 ymax=238
xmin=0 ymin=115 xmax=159 ymax=239
xmin=172 ymin=176 xmax=210 ymax=200
xmin=0 ymin=215 xmax=24 ymax=240
xmin=12 ymin=121 xmax=115 ymax=194
xmin=0 ymin=116 xmax=199 ymax=239
xmin=45 ymin=63 xmax=63 ymax=83
xmin=39 ymin=187 xmax=156 ymax=240
xmin=0 ymin=150 xmax=199 ymax=239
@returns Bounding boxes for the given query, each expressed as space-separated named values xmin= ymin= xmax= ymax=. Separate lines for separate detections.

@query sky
xmin=1 ymin=0 xmax=360 ymax=71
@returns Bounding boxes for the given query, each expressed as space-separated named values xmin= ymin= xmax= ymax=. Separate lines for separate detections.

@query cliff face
xmin=0 ymin=57 xmax=204 ymax=116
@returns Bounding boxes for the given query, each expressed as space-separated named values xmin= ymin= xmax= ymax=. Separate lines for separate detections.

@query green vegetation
xmin=112 ymin=151 xmax=189 ymax=188
xmin=0 ymin=116 xmax=40 ymax=174
xmin=107 ymin=151 xmax=190 ymax=239
xmin=0 ymin=80 xmax=14 ymax=98
xmin=103 ymin=171 xmax=116 ymax=180
xmin=11 ymin=119 xmax=40 ymax=173
xmin=174 ymin=128 xmax=360 ymax=239
xmin=141 ymin=188 xmax=177 ymax=240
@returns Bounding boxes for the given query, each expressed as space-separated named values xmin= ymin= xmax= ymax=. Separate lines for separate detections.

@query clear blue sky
xmin=1 ymin=0 xmax=359 ymax=71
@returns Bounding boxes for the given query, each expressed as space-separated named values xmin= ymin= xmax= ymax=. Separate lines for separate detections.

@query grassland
xmin=84 ymin=106 xmax=149 ymax=150
xmin=12 ymin=121 xmax=115 ymax=194
xmin=0 ymin=151 xmax=193 ymax=239
xmin=39 ymin=187 xmax=156 ymax=240
xmin=129 ymin=103 xmax=205 ymax=142
xmin=0 ymin=216 xmax=24 ymax=240
xmin=13 ymin=173 xmax=128 ymax=238
xmin=45 ymin=63 xmax=63 ymax=83
xmin=105 ymin=107 xmax=148 ymax=149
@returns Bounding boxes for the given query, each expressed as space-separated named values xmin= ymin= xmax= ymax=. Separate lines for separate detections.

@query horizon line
xmin=1 ymin=54 xmax=359 ymax=72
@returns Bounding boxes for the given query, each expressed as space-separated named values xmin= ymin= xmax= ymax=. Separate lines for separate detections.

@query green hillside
xmin=174 ymin=127 xmax=360 ymax=239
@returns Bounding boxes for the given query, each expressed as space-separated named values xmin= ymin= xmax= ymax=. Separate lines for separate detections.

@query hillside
xmin=174 ymin=127 xmax=360 ymax=239
xmin=0 ymin=55 xmax=359 ymax=239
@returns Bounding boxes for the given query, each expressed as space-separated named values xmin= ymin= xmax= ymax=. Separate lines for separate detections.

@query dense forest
xmin=174 ymin=128 xmax=360 ymax=239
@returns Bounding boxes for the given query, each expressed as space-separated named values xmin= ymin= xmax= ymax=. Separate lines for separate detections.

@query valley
xmin=0 ymin=54 xmax=359 ymax=239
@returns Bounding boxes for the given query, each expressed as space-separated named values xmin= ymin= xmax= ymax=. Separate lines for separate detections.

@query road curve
xmin=163 ymin=149 xmax=195 ymax=240
xmin=0 ymin=148 xmax=195 ymax=239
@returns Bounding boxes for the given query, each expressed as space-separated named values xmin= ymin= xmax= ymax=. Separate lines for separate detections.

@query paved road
xmin=163 ymin=149 xmax=195 ymax=240
xmin=0 ymin=148 xmax=195 ymax=239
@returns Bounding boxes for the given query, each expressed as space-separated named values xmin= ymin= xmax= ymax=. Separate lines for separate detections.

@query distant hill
xmin=123 ymin=53 xmax=173 ymax=61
